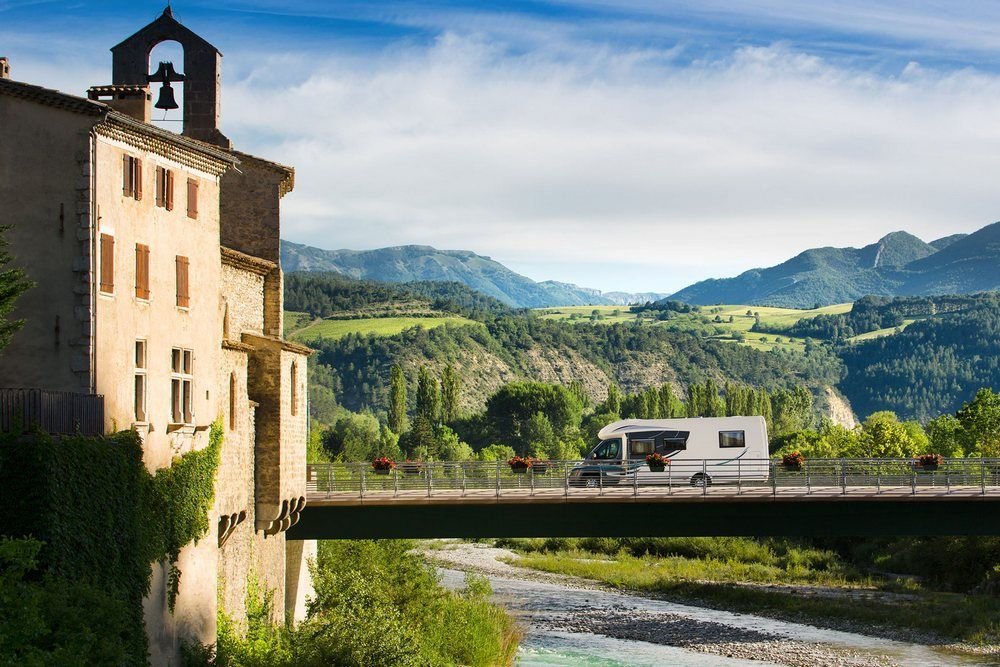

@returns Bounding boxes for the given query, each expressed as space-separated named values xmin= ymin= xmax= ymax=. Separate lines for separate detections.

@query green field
xmin=287 ymin=313 xmax=478 ymax=341
xmin=847 ymin=318 xmax=917 ymax=342
xmin=536 ymin=303 xmax=853 ymax=353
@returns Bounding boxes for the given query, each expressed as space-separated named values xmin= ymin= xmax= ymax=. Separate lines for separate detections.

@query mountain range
xmin=280 ymin=241 xmax=668 ymax=308
xmin=668 ymin=222 xmax=1000 ymax=308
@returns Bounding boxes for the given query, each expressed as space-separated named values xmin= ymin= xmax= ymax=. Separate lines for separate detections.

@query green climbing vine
xmin=0 ymin=421 xmax=225 ymax=663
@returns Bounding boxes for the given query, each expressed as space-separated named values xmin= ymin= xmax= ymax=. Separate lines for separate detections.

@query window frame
xmin=122 ymin=154 xmax=142 ymax=201
xmin=99 ymin=233 xmax=115 ymax=295
xmin=718 ymin=430 xmax=746 ymax=449
xmin=175 ymin=255 xmax=190 ymax=309
xmin=186 ymin=178 xmax=199 ymax=219
xmin=134 ymin=340 xmax=147 ymax=423
xmin=170 ymin=347 xmax=194 ymax=425
xmin=135 ymin=243 xmax=150 ymax=301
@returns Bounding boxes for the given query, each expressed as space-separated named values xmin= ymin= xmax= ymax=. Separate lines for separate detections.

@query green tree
xmin=956 ymin=388 xmax=1000 ymax=457
xmin=388 ymin=364 xmax=407 ymax=434
xmin=605 ymin=383 xmax=623 ymax=415
xmin=324 ymin=413 xmax=383 ymax=461
xmin=440 ymin=365 xmax=461 ymax=423
xmin=485 ymin=382 xmax=584 ymax=455
xmin=771 ymin=387 xmax=813 ymax=435
xmin=415 ymin=366 xmax=441 ymax=424
xmin=525 ymin=412 xmax=557 ymax=459
xmin=925 ymin=414 xmax=965 ymax=457
xmin=401 ymin=415 xmax=437 ymax=460
xmin=849 ymin=411 xmax=923 ymax=458
xmin=0 ymin=226 xmax=31 ymax=351
xmin=435 ymin=425 xmax=474 ymax=461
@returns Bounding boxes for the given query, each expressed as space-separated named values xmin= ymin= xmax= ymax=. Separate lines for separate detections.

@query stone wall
xmin=221 ymin=263 xmax=264 ymax=338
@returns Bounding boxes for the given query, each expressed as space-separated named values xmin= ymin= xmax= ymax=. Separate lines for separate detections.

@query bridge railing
xmin=306 ymin=457 xmax=1000 ymax=499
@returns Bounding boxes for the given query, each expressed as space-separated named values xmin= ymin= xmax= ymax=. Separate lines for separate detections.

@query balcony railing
xmin=0 ymin=388 xmax=105 ymax=436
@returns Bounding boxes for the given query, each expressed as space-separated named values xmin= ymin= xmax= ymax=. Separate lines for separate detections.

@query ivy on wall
xmin=0 ymin=422 xmax=224 ymax=664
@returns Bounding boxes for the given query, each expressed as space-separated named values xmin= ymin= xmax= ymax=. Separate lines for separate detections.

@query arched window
xmin=290 ymin=362 xmax=298 ymax=416
xmin=229 ymin=372 xmax=238 ymax=430
xmin=222 ymin=301 xmax=230 ymax=339
xmin=147 ymin=40 xmax=185 ymax=132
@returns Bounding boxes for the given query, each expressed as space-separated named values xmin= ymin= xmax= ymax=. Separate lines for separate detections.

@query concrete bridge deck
xmin=290 ymin=459 xmax=1000 ymax=539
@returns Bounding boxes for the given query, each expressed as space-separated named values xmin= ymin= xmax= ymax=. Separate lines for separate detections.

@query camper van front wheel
xmin=690 ymin=473 xmax=712 ymax=488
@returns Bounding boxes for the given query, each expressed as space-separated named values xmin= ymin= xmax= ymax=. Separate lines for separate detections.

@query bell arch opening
xmin=147 ymin=40 xmax=185 ymax=132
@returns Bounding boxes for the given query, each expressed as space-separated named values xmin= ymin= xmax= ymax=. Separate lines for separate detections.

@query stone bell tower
xmin=110 ymin=5 xmax=231 ymax=148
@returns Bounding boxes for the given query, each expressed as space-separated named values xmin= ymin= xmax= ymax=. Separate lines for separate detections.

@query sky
xmin=4 ymin=1 xmax=1000 ymax=293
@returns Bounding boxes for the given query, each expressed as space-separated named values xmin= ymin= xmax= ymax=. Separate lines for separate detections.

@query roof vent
xmin=87 ymin=84 xmax=151 ymax=123
xmin=0 ymin=58 xmax=10 ymax=80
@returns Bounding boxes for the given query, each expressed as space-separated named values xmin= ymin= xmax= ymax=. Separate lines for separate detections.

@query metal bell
xmin=154 ymin=80 xmax=178 ymax=110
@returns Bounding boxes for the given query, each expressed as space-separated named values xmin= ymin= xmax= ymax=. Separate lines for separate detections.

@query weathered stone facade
xmin=0 ymin=9 xmax=314 ymax=665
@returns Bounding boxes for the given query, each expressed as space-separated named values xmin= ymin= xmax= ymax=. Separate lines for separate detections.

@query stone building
xmin=0 ymin=7 xmax=314 ymax=664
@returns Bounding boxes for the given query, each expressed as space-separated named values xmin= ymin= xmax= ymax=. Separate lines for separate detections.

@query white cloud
xmin=218 ymin=35 xmax=1000 ymax=291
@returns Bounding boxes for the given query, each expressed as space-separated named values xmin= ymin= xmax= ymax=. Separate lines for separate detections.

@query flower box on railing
xmin=530 ymin=459 xmax=550 ymax=475
xmin=371 ymin=456 xmax=396 ymax=475
xmin=508 ymin=456 xmax=531 ymax=474
xmin=646 ymin=452 xmax=670 ymax=472
xmin=401 ymin=460 xmax=424 ymax=476
xmin=917 ymin=453 xmax=944 ymax=471
xmin=781 ymin=451 xmax=804 ymax=472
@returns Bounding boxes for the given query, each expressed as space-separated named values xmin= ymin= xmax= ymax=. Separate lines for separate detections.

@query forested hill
xmin=669 ymin=222 xmax=1000 ymax=308
xmin=837 ymin=293 xmax=1000 ymax=421
xmin=280 ymin=240 xmax=669 ymax=308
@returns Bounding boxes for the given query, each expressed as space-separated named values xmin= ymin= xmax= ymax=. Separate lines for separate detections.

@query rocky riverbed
xmin=424 ymin=541 xmax=998 ymax=667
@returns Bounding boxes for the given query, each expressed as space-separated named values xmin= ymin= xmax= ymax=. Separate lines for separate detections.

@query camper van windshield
xmin=592 ymin=439 xmax=621 ymax=460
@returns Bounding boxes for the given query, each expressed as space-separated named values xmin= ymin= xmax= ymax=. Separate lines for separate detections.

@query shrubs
xmin=207 ymin=541 xmax=520 ymax=667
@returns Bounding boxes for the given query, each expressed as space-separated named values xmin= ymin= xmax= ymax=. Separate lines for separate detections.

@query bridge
xmin=288 ymin=458 xmax=1000 ymax=540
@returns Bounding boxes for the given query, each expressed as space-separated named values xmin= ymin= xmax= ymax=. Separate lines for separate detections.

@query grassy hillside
xmin=536 ymin=303 xmax=852 ymax=353
xmin=288 ymin=314 xmax=479 ymax=341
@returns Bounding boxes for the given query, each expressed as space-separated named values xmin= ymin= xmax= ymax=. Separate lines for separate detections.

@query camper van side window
xmin=719 ymin=430 xmax=746 ymax=448
xmin=631 ymin=440 xmax=655 ymax=457
xmin=658 ymin=431 xmax=689 ymax=452
xmin=593 ymin=439 xmax=621 ymax=460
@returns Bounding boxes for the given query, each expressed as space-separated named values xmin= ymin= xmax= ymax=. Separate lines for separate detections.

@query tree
xmin=435 ymin=425 xmax=474 ymax=461
xmin=849 ymin=411 xmax=923 ymax=458
xmin=925 ymin=414 xmax=964 ymax=457
xmin=484 ymin=382 xmax=584 ymax=454
xmin=0 ymin=226 xmax=31 ymax=352
xmin=415 ymin=366 xmax=441 ymax=424
xmin=956 ymin=388 xmax=1000 ymax=457
xmin=440 ymin=364 xmax=460 ymax=423
xmin=400 ymin=415 xmax=437 ymax=460
xmin=388 ymin=365 xmax=407 ymax=434
xmin=323 ymin=412 xmax=383 ymax=461
xmin=771 ymin=387 xmax=813 ymax=435
xmin=525 ymin=412 xmax=557 ymax=459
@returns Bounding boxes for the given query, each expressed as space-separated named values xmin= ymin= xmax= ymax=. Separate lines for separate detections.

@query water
xmin=438 ymin=568 xmax=999 ymax=666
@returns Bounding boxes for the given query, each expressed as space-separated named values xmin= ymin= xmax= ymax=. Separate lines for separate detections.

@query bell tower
xmin=108 ymin=5 xmax=231 ymax=148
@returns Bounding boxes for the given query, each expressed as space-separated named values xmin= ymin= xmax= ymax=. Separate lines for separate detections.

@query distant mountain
xmin=280 ymin=240 xmax=668 ymax=308
xmin=669 ymin=223 xmax=1000 ymax=308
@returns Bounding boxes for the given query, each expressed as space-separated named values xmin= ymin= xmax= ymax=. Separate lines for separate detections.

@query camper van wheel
xmin=690 ymin=473 xmax=712 ymax=488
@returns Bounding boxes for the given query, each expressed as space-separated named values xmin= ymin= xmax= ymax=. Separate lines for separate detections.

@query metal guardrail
xmin=306 ymin=458 xmax=1000 ymax=499
xmin=0 ymin=388 xmax=105 ymax=436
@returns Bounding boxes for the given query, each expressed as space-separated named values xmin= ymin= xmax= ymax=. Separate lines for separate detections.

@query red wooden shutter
xmin=155 ymin=168 xmax=164 ymax=207
xmin=135 ymin=244 xmax=150 ymax=299
xmin=175 ymin=255 xmax=190 ymax=307
xmin=166 ymin=170 xmax=174 ymax=211
xmin=134 ymin=159 xmax=143 ymax=201
xmin=122 ymin=155 xmax=131 ymax=196
xmin=186 ymin=178 xmax=198 ymax=219
xmin=100 ymin=234 xmax=114 ymax=294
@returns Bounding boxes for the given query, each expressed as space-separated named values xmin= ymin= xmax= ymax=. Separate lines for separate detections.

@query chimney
xmin=0 ymin=57 xmax=10 ymax=80
xmin=87 ymin=85 xmax=151 ymax=123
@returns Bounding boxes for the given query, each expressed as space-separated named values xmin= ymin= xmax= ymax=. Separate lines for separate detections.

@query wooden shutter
xmin=122 ymin=155 xmax=131 ymax=196
xmin=186 ymin=178 xmax=198 ymax=219
xmin=100 ymin=234 xmax=114 ymax=294
xmin=166 ymin=170 xmax=174 ymax=211
xmin=155 ymin=168 xmax=164 ymax=207
xmin=134 ymin=159 xmax=143 ymax=201
xmin=135 ymin=244 xmax=150 ymax=299
xmin=175 ymin=255 xmax=190 ymax=308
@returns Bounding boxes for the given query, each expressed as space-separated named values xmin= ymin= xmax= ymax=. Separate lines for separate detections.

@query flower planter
xmin=647 ymin=464 xmax=665 ymax=473
xmin=510 ymin=466 xmax=528 ymax=475
xmin=782 ymin=463 xmax=802 ymax=472
xmin=918 ymin=463 xmax=939 ymax=472
xmin=401 ymin=463 xmax=423 ymax=476
xmin=371 ymin=468 xmax=391 ymax=476
xmin=532 ymin=463 xmax=549 ymax=475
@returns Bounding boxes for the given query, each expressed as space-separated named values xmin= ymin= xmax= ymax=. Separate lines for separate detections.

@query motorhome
xmin=570 ymin=416 xmax=770 ymax=487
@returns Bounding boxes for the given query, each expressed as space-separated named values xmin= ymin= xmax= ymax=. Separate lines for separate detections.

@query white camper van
xmin=569 ymin=416 xmax=770 ymax=487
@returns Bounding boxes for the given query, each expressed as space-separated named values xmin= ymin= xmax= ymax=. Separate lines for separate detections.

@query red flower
xmin=371 ymin=456 xmax=396 ymax=471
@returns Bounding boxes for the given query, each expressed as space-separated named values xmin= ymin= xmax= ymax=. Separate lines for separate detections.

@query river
xmin=430 ymin=544 xmax=1000 ymax=667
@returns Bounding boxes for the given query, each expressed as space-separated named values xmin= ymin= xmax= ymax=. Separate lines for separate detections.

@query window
xmin=135 ymin=243 xmax=150 ymax=300
xmin=186 ymin=178 xmax=199 ymax=219
xmin=228 ymin=372 xmax=237 ymax=431
xmin=122 ymin=155 xmax=142 ymax=200
xmin=719 ymin=430 xmax=746 ymax=448
xmin=591 ymin=439 xmax=621 ymax=460
xmin=175 ymin=255 xmax=190 ymax=308
xmin=134 ymin=340 xmax=147 ymax=422
xmin=171 ymin=347 xmax=193 ymax=424
xmin=630 ymin=439 xmax=655 ymax=457
xmin=290 ymin=362 xmax=298 ymax=416
xmin=99 ymin=233 xmax=114 ymax=294
xmin=155 ymin=166 xmax=174 ymax=210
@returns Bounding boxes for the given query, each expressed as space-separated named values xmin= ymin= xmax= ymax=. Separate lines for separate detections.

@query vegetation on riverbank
xmin=498 ymin=536 xmax=1000 ymax=646
xmin=198 ymin=540 xmax=520 ymax=666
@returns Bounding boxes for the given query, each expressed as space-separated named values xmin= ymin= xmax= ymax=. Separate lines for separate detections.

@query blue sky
xmin=4 ymin=1 xmax=1000 ymax=292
